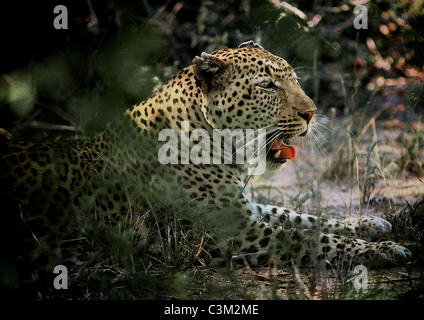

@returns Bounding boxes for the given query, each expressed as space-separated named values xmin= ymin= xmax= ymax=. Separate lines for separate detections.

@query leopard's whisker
xmin=230 ymin=125 xmax=278 ymax=161
xmin=308 ymin=126 xmax=331 ymax=159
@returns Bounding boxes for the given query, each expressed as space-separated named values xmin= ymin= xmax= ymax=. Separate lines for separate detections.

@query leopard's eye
xmin=258 ymin=81 xmax=277 ymax=90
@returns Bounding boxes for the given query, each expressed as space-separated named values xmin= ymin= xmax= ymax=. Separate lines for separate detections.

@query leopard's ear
xmin=238 ymin=40 xmax=264 ymax=50
xmin=192 ymin=52 xmax=226 ymax=92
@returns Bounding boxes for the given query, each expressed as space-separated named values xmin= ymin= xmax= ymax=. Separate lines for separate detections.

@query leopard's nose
xmin=297 ymin=109 xmax=316 ymax=123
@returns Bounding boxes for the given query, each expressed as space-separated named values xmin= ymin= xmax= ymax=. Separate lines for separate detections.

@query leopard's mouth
xmin=266 ymin=134 xmax=296 ymax=164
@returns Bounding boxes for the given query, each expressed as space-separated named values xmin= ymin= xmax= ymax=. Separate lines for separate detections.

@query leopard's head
xmin=192 ymin=41 xmax=317 ymax=170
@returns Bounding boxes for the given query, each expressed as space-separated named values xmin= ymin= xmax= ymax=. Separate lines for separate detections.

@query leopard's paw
xmin=353 ymin=240 xmax=411 ymax=268
xmin=345 ymin=216 xmax=392 ymax=240
xmin=375 ymin=241 xmax=411 ymax=262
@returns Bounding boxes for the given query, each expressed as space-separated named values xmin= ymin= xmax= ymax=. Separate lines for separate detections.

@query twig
xmin=30 ymin=121 xmax=77 ymax=132
xmin=353 ymin=105 xmax=388 ymax=148
xmin=347 ymin=32 xmax=360 ymax=131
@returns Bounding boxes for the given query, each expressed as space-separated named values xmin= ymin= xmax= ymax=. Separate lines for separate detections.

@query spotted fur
xmin=0 ymin=42 xmax=410 ymax=285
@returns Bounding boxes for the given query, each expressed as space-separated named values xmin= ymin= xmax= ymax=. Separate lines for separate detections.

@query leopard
xmin=0 ymin=41 xmax=410 ymax=297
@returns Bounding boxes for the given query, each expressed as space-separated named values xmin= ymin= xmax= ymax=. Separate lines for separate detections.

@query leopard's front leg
xmin=251 ymin=203 xmax=392 ymax=241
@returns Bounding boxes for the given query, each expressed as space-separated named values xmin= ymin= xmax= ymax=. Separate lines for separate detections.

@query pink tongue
xmin=271 ymin=140 xmax=296 ymax=160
